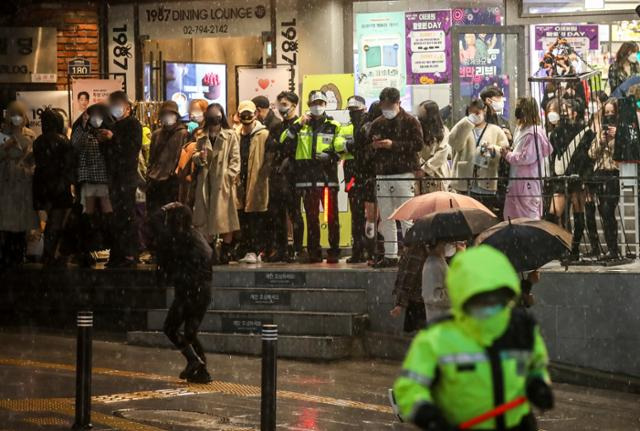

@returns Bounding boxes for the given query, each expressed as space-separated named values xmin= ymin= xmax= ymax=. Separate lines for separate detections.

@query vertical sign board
xmin=108 ymin=4 xmax=136 ymax=98
xmin=275 ymin=0 xmax=298 ymax=94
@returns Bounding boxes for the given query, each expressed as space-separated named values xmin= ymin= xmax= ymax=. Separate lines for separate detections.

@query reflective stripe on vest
xmin=438 ymin=352 xmax=488 ymax=365
xmin=400 ymin=369 xmax=433 ymax=387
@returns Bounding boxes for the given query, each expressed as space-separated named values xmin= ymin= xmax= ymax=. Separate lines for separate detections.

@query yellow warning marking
xmin=0 ymin=398 xmax=165 ymax=431
xmin=0 ymin=356 xmax=393 ymax=414
xmin=23 ymin=416 xmax=68 ymax=426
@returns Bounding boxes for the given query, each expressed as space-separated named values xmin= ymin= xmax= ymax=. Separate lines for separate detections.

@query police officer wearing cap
xmin=280 ymin=90 xmax=346 ymax=263
xmin=339 ymin=95 xmax=368 ymax=263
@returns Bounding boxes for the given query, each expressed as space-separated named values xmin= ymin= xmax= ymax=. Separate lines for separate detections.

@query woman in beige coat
xmin=449 ymin=99 xmax=509 ymax=214
xmin=192 ymin=103 xmax=240 ymax=264
xmin=416 ymin=100 xmax=451 ymax=193
xmin=0 ymin=101 xmax=38 ymax=268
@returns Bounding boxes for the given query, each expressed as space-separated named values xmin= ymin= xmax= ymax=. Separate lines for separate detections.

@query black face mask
xmin=240 ymin=114 xmax=254 ymax=124
xmin=349 ymin=110 xmax=364 ymax=125
xmin=206 ymin=115 xmax=222 ymax=126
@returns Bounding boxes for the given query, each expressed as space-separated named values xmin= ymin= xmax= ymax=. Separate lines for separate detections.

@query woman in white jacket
xmin=449 ymin=99 xmax=509 ymax=214
xmin=416 ymin=100 xmax=451 ymax=193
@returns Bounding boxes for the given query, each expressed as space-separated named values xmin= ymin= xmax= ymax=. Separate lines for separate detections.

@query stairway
xmin=127 ymin=267 xmax=370 ymax=360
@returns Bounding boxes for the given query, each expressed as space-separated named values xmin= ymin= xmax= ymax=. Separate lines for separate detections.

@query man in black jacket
xmin=368 ymin=87 xmax=423 ymax=268
xmin=100 ymin=91 xmax=142 ymax=267
xmin=253 ymin=95 xmax=282 ymax=137
xmin=157 ymin=202 xmax=213 ymax=383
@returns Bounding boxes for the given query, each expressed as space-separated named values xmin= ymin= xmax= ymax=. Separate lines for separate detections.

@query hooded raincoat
xmin=393 ymin=246 xmax=550 ymax=430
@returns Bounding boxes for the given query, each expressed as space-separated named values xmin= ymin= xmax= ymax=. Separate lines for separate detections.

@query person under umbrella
xmin=390 ymin=190 xmax=494 ymax=221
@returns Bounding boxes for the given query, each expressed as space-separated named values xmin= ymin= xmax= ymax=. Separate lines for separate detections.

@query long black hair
xmin=418 ymin=100 xmax=445 ymax=146
xmin=206 ymin=103 xmax=231 ymax=129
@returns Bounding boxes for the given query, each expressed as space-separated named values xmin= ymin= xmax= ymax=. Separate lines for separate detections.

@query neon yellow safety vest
xmin=393 ymin=246 xmax=551 ymax=429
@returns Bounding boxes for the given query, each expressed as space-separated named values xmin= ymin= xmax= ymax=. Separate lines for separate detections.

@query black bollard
xmin=72 ymin=311 xmax=93 ymax=430
xmin=261 ymin=324 xmax=278 ymax=431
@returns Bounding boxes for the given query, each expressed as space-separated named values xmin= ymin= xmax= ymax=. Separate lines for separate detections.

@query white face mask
xmin=278 ymin=104 xmax=292 ymax=115
xmin=309 ymin=105 xmax=325 ymax=117
xmin=547 ymin=111 xmax=560 ymax=125
xmin=444 ymin=243 xmax=456 ymax=258
xmin=382 ymin=109 xmax=398 ymax=120
xmin=490 ymin=100 xmax=505 ymax=115
xmin=10 ymin=115 xmax=23 ymax=126
xmin=89 ymin=116 xmax=103 ymax=128
xmin=468 ymin=113 xmax=484 ymax=125
xmin=190 ymin=111 xmax=203 ymax=122
xmin=110 ymin=105 xmax=124 ymax=119
xmin=162 ymin=114 xmax=177 ymax=126
xmin=629 ymin=52 xmax=639 ymax=64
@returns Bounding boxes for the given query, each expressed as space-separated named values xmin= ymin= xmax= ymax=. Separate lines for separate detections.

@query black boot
xmin=570 ymin=212 xmax=585 ymax=260
xmin=179 ymin=344 xmax=205 ymax=380
xmin=584 ymin=202 xmax=601 ymax=258
xmin=217 ymin=241 xmax=232 ymax=265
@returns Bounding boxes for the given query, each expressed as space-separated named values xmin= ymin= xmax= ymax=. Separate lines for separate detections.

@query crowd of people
xmin=0 ymin=42 xmax=638 ymax=272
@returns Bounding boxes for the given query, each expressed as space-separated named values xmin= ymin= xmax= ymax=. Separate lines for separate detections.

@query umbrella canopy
xmin=390 ymin=191 xmax=494 ymax=221
xmin=474 ymin=218 xmax=572 ymax=272
xmin=404 ymin=208 xmax=499 ymax=246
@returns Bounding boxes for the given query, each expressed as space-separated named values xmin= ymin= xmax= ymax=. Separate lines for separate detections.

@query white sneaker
xmin=239 ymin=252 xmax=259 ymax=264
xmin=365 ymin=222 xmax=376 ymax=239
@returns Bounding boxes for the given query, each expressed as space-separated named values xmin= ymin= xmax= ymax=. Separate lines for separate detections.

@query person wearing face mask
xmin=449 ymin=99 xmax=509 ymax=215
xmin=263 ymin=91 xmax=303 ymax=263
xmin=32 ymin=109 xmax=76 ymax=267
xmin=337 ymin=95 xmax=369 ymax=263
xmin=252 ymin=95 xmax=281 ymax=138
xmin=547 ymin=98 xmax=596 ymax=261
xmin=0 ymin=101 xmax=38 ymax=270
xmin=608 ymin=42 xmax=639 ymax=94
xmin=101 ymin=91 xmax=142 ymax=268
xmin=393 ymin=246 xmax=553 ymax=431
xmin=368 ymin=87 xmax=423 ymax=268
xmin=146 ymin=101 xmax=190 ymax=254
xmin=416 ymin=100 xmax=451 ymax=194
xmin=501 ymin=98 xmax=552 ymax=221
xmin=589 ymin=98 xmax=621 ymax=260
xmin=186 ymin=99 xmax=209 ymax=138
xmin=234 ymin=100 xmax=270 ymax=264
xmin=192 ymin=103 xmax=240 ymax=265
xmin=280 ymin=90 xmax=345 ymax=263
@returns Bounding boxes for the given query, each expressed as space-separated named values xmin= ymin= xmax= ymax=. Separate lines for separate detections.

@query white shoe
xmin=239 ymin=252 xmax=259 ymax=264
xmin=365 ymin=222 xmax=376 ymax=239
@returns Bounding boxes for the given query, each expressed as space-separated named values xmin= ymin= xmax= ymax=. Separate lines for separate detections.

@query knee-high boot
xmin=585 ymin=201 xmax=601 ymax=257
xmin=571 ymin=212 xmax=585 ymax=259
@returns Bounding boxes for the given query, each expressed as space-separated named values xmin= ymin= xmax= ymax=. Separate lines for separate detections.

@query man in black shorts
xmin=157 ymin=202 xmax=213 ymax=383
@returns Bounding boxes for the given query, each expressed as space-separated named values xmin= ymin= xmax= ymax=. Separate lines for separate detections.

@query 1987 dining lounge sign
xmin=139 ymin=1 xmax=270 ymax=38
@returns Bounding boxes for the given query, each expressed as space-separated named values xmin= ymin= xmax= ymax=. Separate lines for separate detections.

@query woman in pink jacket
xmin=501 ymin=97 xmax=552 ymax=220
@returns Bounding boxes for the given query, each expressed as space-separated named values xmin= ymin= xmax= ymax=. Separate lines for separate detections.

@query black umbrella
xmin=474 ymin=218 xmax=572 ymax=272
xmin=404 ymin=208 xmax=498 ymax=246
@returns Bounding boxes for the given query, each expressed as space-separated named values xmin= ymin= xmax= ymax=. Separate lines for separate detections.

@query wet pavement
xmin=0 ymin=331 xmax=639 ymax=430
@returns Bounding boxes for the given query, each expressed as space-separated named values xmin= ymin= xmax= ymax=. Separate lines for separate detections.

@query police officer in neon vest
xmin=393 ymin=245 xmax=553 ymax=430
xmin=280 ymin=90 xmax=346 ymax=263
xmin=339 ymin=95 xmax=369 ymax=263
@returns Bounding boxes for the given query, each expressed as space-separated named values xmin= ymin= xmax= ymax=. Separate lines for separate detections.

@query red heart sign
xmin=258 ymin=79 xmax=270 ymax=90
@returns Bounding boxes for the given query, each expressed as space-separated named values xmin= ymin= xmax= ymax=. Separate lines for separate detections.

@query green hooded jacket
xmin=393 ymin=246 xmax=550 ymax=429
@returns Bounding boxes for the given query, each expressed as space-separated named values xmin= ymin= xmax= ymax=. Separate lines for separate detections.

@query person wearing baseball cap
xmin=101 ymin=90 xmax=142 ymax=268
xmin=279 ymin=90 xmax=347 ymax=263
xmin=236 ymin=100 xmax=271 ymax=264
xmin=252 ymin=95 xmax=282 ymax=138
xmin=147 ymin=100 xmax=190 ymax=254
xmin=339 ymin=95 xmax=369 ymax=263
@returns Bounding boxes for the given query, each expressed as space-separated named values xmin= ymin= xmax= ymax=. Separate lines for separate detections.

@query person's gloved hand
xmin=413 ymin=403 xmax=458 ymax=431
xmin=318 ymin=149 xmax=339 ymax=163
xmin=317 ymin=151 xmax=331 ymax=162
xmin=526 ymin=377 xmax=554 ymax=410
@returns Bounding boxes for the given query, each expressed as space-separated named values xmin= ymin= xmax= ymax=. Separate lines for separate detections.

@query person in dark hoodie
xmin=252 ymin=95 xmax=282 ymax=137
xmin=157 ymin=202 xmax=213 ymax=383
xmin=146 ymin=101 xmax=190 ymax=254
xmin=33 ymin=109 xmax=75 ymax=266
xmin=100 ymin=91 xmax=142 ymax=267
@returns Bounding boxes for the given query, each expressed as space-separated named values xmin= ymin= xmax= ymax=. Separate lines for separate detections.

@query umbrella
xmin=474 ymin=218 xmax=572 ymax=272
xmin=404 ymin=208 xmax=499 ymax=246
xmin=390 ymin=191 xmax=494 ymax=221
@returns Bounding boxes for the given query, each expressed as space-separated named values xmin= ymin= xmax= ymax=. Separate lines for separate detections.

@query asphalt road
xmin=0 ymin=331 xmax=638 ymax=430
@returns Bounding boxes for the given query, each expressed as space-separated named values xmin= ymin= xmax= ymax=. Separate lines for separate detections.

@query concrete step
xmin=127 ymin=330 xmax=363 ymax=360
xmin=211 ymin=267 xmax=378 ymax=289
xmin=167 ymin=288 xmax=367 ymax=313
xmin=147 ymin=309 xmax=368 ymax=336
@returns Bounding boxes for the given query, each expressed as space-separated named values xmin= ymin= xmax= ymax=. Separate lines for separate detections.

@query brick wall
xmin=0 ymin=2 xmax=100 ymax=90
